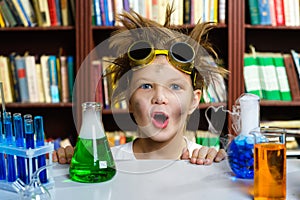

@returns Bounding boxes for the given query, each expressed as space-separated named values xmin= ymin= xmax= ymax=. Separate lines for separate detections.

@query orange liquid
xmin=254 ymin=143 xmax=286 ymax=200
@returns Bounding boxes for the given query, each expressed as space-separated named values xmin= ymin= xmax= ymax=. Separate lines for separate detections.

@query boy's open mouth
xmin=151 ymin=112 xmax=169 ymax=129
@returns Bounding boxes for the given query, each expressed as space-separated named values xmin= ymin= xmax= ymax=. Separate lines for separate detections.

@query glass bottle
xmin=69 ymin=102 xmax=116 ymax=183
xmin=227 ymin=93 xmax=260 ymax=179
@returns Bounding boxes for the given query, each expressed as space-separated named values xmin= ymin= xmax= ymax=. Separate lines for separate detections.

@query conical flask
xmin=69 ymin=102 xmax=116 ymax=183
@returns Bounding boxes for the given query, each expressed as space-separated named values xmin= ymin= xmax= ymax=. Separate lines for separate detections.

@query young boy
xmin=54 ymin=6 xmax=227 ymax=165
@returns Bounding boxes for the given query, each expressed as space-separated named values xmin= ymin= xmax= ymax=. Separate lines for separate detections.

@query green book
xmin=243 ymin=53 xmax=263 ymax=98
xmin=272 ymin=53 xmax=292 ymax=101
xmin=257 ymin=53 xmax=281 ymax=100
xmin=247 ymin=0 xmax=260 ymax=25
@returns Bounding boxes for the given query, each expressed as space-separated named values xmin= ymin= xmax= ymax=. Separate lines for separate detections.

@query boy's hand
xmin=52 ymin=145 xmax=74 ymax=164
xmin=180 ymin=147 xmax=226 ymax=165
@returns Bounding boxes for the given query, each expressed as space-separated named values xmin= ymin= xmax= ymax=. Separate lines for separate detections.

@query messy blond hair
xmin=106 ymin=4 xmax=228 ymax=104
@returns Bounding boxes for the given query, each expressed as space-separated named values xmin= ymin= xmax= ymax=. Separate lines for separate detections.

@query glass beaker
xmin=252 ymin=127 xmax=286 ymax=200
xmin=69 ymin=102 xmax=116 ymax=183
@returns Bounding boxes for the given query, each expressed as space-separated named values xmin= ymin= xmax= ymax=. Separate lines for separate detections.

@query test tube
xmin=34 ymin=116 xmax=47 ymax=183
xmin=3 ymin=112 xmax=17 ymax=182
xmin=24 ymin=118 xmax=36 ymax=182
xmin=0 ymin=112 xmax=6 ymax=180
xmin=13 ymin=113 xmax=27 ymax=183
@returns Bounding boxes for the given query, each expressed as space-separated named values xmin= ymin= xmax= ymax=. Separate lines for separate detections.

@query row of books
xmin=247 ymin=0 xmax=300 ymax=26
xmin=0 ymin=0 xmax=75 ymax=28
xmin=243 ymin=47 xmax=300 ymax=101
xmin=92 ymin=0 xmax=227 ymax=27
xmin=0 ymin=53 xmax=75 ymax=103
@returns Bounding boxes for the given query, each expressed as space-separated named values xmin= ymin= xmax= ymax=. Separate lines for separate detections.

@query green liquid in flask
xmin=69 ymin=137 xmax=116 ymax=183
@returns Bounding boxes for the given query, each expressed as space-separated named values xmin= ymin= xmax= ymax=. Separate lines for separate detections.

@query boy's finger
xmin=52 ymin=151 xmax=58 ymax=162
xmin=190 ymin=148 xmax=200 ymax=164
xmin=196 ymin=146 xmax=209 ymax=165
xmin=57 ymin=147 xmax=67 ymax=164
xmin=180 ymin=147 xmax=190 ymax=160
xmin=65 ymin=146 xmax=74 ymax=163
xmin=204 ymin=148 xmax=217 ymax=165
xmin=215 ymin=149 xmax=227 ymax=162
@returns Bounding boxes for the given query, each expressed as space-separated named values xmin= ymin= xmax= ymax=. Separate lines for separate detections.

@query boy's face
xmin=128 ymin=56 xmax=201 ymax=142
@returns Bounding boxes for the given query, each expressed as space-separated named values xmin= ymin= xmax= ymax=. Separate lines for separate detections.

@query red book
xmin=274 ymin=0 xmax=285 ymax=26
xmin=47 ymin=0 xmax=58 ymax=26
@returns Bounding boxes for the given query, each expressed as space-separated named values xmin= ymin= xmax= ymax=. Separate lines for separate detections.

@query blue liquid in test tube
xmin=0 ymin=112 xmax=6 ymax=180
xmin=13 ymin=113 xmax=27 ymax=183
xmin=34 ymin=116 xmax=47 ymax=183
xmin=24 ymin=118 xmax=36 ymax=181
xmin=3 ymin=112 xmax=17 ymax=182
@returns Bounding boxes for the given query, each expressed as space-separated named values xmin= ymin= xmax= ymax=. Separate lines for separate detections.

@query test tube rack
xmin=0 ymin=142 xmax=54 ymax=192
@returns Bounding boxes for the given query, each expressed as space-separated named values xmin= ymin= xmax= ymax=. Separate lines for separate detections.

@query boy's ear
xmin=188 ymin=89 xmax=201 ymax=114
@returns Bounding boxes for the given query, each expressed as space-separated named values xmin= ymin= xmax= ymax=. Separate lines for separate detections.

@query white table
xmin=1 ymin=159 xmax=300 ymax=200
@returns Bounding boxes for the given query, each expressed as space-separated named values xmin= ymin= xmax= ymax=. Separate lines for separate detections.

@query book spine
xmin=274 ymin=0 xmax=285 ymax=25
xmin=35 ymin=63 xmax=45 ymax=102
xmin=268 ymin=0 xmax=276 ymax=26
xmin=25 ymin=55 xmax=40 ymax=102
xmin=8 ymin=53 xmax=21 ymax=102
xmin=60 ymin=0 xmax=69 ymax=26
xmin=0 ymin=56 xmax=13 ymax=103
xmin=0 ymin=0 xmax=18 ymax=27
xmin=4 ymin=0 xmax=24 ymax=26
xmin=257 ymin=0 xmax=272 ymax=25
xmin=40 ymin=55 xmax=51 ymax=103
xmin=243 ymin=53 xmax=263 ymax=98
xmin=15 ymin=56 xmax=29 ymax=102
xmin=272 ymin=54 xmax=292 ymax=101
xmin=38 ymin=0 xmax=51 ymax=26
xmin=60 ymin=56 xmax=69 ymax=103
xmin=93 ymin=0 xmax=102 ymax=26
xmin=218 ymin=0 xmax=226 ymax=24
xmin=67 ymin=56 xmax=74 ymax=100
xmin=47 ymin=0 xmax=58 ymax=26
xmin=20 ymin=0 xmax=37 ymax=26
xmin=16 ymin=0 xmax=32 ymax=26
xmin=48 ymin=55 xmax=60 ymax=103
xmin=31 ymin=0 xmax=43 ymax=26
xmin=55 ymin=0 xmax=61 ymax=25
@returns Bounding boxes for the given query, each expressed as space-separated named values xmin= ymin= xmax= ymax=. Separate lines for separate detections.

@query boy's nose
xmin=151 ymin=86 xmax=168 ymax=104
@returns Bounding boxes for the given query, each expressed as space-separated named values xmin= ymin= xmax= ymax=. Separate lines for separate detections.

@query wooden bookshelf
xmin=1 ymin=0 xmax=299 ymax=145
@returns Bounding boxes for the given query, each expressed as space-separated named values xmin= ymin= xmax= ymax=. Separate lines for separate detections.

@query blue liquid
xmin=0 ymin=154 xmax=6 ymax=180
xmin=227 ymin=134 xmax=254 ymax=179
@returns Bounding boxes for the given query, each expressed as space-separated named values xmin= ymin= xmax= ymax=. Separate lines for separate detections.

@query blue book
xmin=257 ymin=0 xmax=271 ymax=25
xmin=48 ymin=55 xmax=60 ymax=103
xmin=17 ymin=0 xmax=32 ymax=26
xmin=67 ymin=56 xmax=74 ymax=100
xmin=55 ymin=0 xmax=62 ymax=25
xmin=93 ymin=0 xmax=102 ymax=26
xmin=15 ymin=56 xmax=29 ymax=102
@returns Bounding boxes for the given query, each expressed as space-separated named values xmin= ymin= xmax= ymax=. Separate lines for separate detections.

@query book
xmin=282 ymin=54 xmax=300 ymax=101
xmin=60 ymin=0 xmax=69 ymax=26
xmin=24 ymin=54 xmax=40 ymax=102
xmin=0 ymin=9 xmax=5 ymax=27
xmin=47 ymin=0 xmax=58 ymax=26
xmin=243 ymin=52 xmax=263 ymax=98
xmin=247 ymin=0 xmax=260 ymax=25
xmin=67 ymin=56 xmax=74 ymax=101
xmin=5 ymin=0 xmax=25 ymax=26
xmin=35 ymin=63 xmax=45 ymax=102
xmin=0 ymin=56 xmax=14 ymax=103
xmin=91 ymin=60 xmax=103 ymax=103
xmin=15 ymin=55 xmax=29 ymax=102
xmin=0 ymin=0 xmax=18 ymax=27
xmin=56 ymin=56 xmax=62 ymax=101
xmin=40 ymin=55 xmax=51 ymax=103
xmin=272 ymin=53 xmax=292 ymax=101
xmin=38 ymin=0 xmax=51 ymax=26
xmin=55 ymin=0 xmax=62 ymax=25
xmin=93 ymin=0 xmax=102 ymax=26
xmin=20 ymin=0 xmax=37 ymax=26
xmin=8 ymin=52 xmax=21 ymax=102
xmin=15 ymin=0 xmax=32 ymax=26
xmin=273 ymin=0 xmax=285 ymax=26
xmin=48 ymin=55 xmax=60 ymax=103
xmin=60 ymin=56 xmax=69 ymax=103
xmin=268 ymin=0 xmax=276 ymax=26
xmin=256 ymin=52 xmax=281 ymax=100
xmin=31 ymin=0 xmax=43 ymax=26
xmin=257 ymin=0 xmax=272 ymax=25
xmin=218 ymin=0 xmax=226 ymax=24
xmin=290 ymin=49 xmax=300 ymax=86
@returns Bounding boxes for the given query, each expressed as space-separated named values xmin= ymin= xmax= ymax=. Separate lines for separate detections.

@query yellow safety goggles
xmin=127 ymin=40 xmax=195 ymax=75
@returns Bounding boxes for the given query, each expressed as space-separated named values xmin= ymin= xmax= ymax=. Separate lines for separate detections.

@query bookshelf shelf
xmin=0 ymin=26 xmax=75 ymax=31
xmin=244 ymin=24 xmax=300 ymax=30
xmin=4 ymin=102 xmax=73 ymax=108
xmin=260 ymin=101 xmax=300 ymax=107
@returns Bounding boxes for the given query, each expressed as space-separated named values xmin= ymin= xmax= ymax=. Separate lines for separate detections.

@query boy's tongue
xmin=152 ymin=113 xmax=169 ymax=129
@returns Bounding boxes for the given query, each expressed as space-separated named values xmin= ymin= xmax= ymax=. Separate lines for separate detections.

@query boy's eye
xmin=140 ymin=83 xmax=152 ymax=89
xmin=170 ymin=84 xmax=181 ymax=90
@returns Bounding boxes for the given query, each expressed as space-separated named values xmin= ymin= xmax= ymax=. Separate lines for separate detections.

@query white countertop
xmin=1 ymin=159 xmax=300 ymax=200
